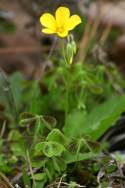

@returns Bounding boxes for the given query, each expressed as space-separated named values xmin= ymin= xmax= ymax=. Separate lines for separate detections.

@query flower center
xmin=56 ymin=26 xmax=65 ymax=33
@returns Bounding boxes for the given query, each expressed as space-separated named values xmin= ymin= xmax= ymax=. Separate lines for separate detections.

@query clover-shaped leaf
xmin=35 ymin=141 xmax=65 ymax=157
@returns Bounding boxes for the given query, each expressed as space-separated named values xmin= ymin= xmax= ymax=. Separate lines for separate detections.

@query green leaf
xmin=52 ymin=157 xmax=66 ymax=172
xmin=0 ymin=154 xmax=11 ymax=173
xmin=63 ymin=151 xmax=97 ymax=164
xmin=35 ymin=141 xmax=65 ymax=157
xmin=11 ymin=142 xmax=26 ymax=156
xmin=43 ymin=141 xmax=65 ymax=157
xmin=64 ymin=95 xmax=125 ymax=140
xmin=63 ymin=110 xmax=87 ymax=138
xmin=47 ymin=129 xmax=69 ymax=146
xmin=35 ymin=180 xmax=47 ymax=188
xmin=35 ymin=142 xmax=45 ymax=155
xmin=34 ymin=173 xmax=47 ymax=181
xmin=8 ymin=130 xmax=22 ymax=141
xmin=32 ymin=160 xmax=45 ymax=168
xmin=83 ymin=95 xmax=125 ymax=139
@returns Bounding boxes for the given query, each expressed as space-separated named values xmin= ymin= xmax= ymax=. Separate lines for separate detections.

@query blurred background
xmin=1 ymin=0 xmax=125 ymax=78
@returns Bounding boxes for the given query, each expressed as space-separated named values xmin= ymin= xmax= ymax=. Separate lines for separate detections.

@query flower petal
xmin=42 ymin=28 xmax=55 ymax=34
xmin=40 ymin=13 xmax=56 ymax=30
xmin=66 ymin=15 xmax=81 ymax=31
xmin=55 ymin=7 xmax=70 ymax=26
xmin=57 ymin=30 xmax=69 ymax=38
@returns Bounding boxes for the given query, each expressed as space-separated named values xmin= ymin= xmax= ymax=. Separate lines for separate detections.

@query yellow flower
xmin=40 ymin=6 xmax=82 ymax=38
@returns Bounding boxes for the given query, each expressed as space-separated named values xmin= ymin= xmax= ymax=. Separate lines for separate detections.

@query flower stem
xmin=65 ymin=82 xmax=69 ymax=127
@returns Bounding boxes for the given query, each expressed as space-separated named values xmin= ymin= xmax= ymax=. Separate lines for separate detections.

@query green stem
xmin=65 ymin=82 xmax=69 ymax=127
xmin=30 ymin=80 xmax=38 ymax=113
xmin=81 ymin=138 xmax=93 ymax=153
xmin=41 ymin=116 xmax=52 ymax=131
xmin=26 ymin=150 xmax=36 ymax=188
xmin=62 ymin=36 xmax=71 ymax=126
xmin=33 ymin=115 xmax=41 ymax=145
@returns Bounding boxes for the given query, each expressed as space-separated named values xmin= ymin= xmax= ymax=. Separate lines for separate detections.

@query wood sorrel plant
xmin=14 ymin=6 xmax=122 ymax=188
xmin=17 ymin=6 xmax=125 ymax=187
